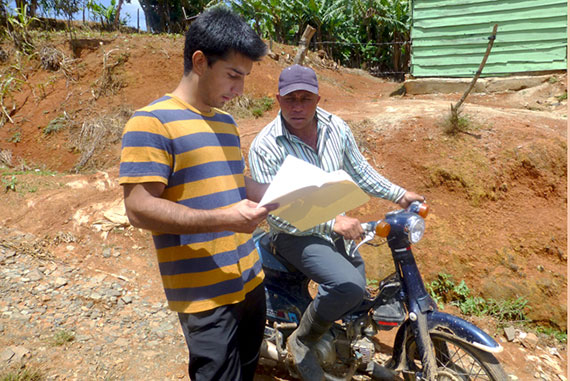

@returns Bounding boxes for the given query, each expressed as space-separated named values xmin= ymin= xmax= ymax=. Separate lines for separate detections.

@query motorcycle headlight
xmin=405 ymin=215 xmax=425 ymax=244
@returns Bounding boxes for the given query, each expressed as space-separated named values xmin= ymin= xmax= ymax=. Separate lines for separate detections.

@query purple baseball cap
xmin=278 ymin=65 xmax=319 ymax=96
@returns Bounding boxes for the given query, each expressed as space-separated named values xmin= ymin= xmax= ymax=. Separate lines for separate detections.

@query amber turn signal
xmin=375 ymin=221 xmax=391 ymax=237
xmin=417 ymin=203 xmax=429 ymax=219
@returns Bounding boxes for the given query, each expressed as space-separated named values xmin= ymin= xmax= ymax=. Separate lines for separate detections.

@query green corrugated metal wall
xmin=410 ymin=0 xmax=568 ymax=77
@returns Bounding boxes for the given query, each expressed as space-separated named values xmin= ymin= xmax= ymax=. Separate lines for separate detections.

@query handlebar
xmin=350 ymin=202 xmax=429 ymax=256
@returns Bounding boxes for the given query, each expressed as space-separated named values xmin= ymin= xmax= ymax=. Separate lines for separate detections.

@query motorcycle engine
xmin=314 ymin=331 xmax=336 ymax=366
xmin=351 ymin=337 xmax=375 ymax=364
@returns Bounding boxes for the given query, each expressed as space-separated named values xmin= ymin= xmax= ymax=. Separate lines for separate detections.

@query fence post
xmin=294 ymin=25 xmax=316 ymax=65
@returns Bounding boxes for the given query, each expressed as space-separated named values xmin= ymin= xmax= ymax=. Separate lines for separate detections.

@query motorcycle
xmin=254 ymin=201 xmax=508 ymax=380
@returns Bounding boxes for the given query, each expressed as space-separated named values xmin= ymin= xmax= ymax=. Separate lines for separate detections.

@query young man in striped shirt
xmin=249 ymin=64 xmax=424 ymax=380
xmin=119 ymin=8 xmax=276 ymax=381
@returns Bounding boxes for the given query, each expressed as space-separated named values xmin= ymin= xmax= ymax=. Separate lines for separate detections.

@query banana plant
xmin=6 ymin=3 xmax=39 ymax=53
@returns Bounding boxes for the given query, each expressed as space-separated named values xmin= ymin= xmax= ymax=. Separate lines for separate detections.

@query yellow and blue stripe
xmin=119 ymin=94 xmax=263 ymax=313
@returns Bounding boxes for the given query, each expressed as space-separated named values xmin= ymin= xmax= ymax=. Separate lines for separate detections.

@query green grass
xmin=2 ymin=175 xmax=17 ymax=191
xmin=366 ymin=278 xmax=379 ymax=287
xmin=223 ymin=95 xmax=275 ymax=119
xmin=536 ymin=326 xmax=567 ymax=344
xmin=7 ymin=132 xmax=21 ymax=143
xmin=1 ymin=169 xmax=58 ymax=176
xmin=251 ymin=96 xmax=275 ymax=117
xmin=0 ymin=168 xmax=59 ymax=194
xmin=43 ymin=115 xmax=68 ymax=136
xmin=427 ymin=272 xmax=529 ymax=323
xmin=0 ymin=368 xmax=43 ymax=381
xmin=51 ymin=329 xmax=74 ymax=346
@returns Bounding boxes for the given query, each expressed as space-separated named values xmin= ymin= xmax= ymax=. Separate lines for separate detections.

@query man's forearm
xmin=245 ymin=176 xmax=269 ymax=203
xmin=126 ymin=195 xmax=232 ymax=234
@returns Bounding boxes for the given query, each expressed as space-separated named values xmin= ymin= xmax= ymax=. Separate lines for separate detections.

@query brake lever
xmin=349 ymin=222 xmax=377 ymax=257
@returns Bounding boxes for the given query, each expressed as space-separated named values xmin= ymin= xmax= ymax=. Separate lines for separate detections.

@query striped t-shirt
xmin=119 ymin=94 xmax=263 ymax=314
xmin=248 ymin=107 xmax=406 ymax=243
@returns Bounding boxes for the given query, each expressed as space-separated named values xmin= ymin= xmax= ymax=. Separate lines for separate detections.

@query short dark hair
xmin=183 ymin=7 xmax=267 ymax=75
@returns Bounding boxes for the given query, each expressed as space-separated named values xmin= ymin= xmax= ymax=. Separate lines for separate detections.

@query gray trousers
xmin=273 ymin=233 xmax=367 ymax=322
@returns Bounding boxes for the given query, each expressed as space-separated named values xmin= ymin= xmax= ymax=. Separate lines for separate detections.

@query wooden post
xmin=294 ymin=25 xmax=316 ymax=65
xmin=452 ymin=24 xmax=498 ymax=112
xmin=448 ymin=24 xmax=498 ymax=137
xmin=137 ymin=8 xmax=140 ymax=32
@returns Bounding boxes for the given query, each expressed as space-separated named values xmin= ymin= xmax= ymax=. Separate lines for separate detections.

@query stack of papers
xmin=258 ymin=155 xmax=369 ymax=231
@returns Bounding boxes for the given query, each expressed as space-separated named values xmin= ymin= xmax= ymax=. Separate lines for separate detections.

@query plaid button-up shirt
xmin=248 ymin=107 xmax=406 ymax=244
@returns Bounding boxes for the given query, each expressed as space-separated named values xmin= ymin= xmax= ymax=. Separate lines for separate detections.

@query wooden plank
xmin=412 ymin=47 xmax=567 ymax=65
xmin=412 ymin=24 xmax=567 ymax=39
xmin=412 ymin=41 xmax=566 ymax=56
xmin=414 ymin=5 xmax=567 ymax=29
xmin=413 ymin=0 xmax=563 ymax=19
xmin=411 ymin=61 xmax=567 ymax=77
xmin=410 ymin=0 xmax=567 ymax=77
xmin=413 ymin=0 xmax=565 ymax=10
xmin=410 ymin=46 xmax=568 ymax=61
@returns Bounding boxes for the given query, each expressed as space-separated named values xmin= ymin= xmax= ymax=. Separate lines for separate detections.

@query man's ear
xmin=192 ymin=51 xmax=208 ymax=76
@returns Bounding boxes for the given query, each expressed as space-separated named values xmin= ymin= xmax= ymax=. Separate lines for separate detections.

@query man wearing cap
xmin=248 ymin=64 xmax=424 ymax=380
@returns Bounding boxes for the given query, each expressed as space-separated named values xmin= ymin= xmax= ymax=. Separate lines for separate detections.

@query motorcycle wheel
xmin=402 ymin=332 xmax=508 ymax=380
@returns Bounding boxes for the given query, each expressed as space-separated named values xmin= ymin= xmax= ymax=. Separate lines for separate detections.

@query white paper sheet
xmin=258 ymin=155 xmax=369 ymax=231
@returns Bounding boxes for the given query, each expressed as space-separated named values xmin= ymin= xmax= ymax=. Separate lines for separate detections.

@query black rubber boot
xmin=287 ymin=302 xmax=332 ymax=381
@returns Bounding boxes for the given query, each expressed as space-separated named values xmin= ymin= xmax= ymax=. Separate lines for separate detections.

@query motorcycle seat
xmin=255 ymin=232 xmax=299 ymax=273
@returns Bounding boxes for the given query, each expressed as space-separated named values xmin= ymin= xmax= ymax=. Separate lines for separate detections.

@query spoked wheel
xmin=403 ymin=332 xmax=508 ymax=380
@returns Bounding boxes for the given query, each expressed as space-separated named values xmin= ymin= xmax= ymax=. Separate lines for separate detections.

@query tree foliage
xmin=1 ymin=0 xmax=411 ymax=76
xmin=231 ymin=0 xmax=411 ymax=76
xmin=138 ymin=0 xmax=220 ymax=34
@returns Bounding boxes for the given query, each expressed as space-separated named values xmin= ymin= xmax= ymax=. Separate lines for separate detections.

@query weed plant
xmin=0 ymin=367 xmax=43 ymax=381
xmin=426 ymin=272 xmax=529 ymax=324
xmin=2 ymin=175 xmax=17 ymax=191
xmin=0 ymin=149 xmax=13 ymax=167
xmin=43 ymin=114 xmax=69 ymax=136
xmin=6 ymin=3 xmax=38 ymax=54
xmin=536 ymin=326 xmax=567 ymax=344
xmin=0 ymin=75 xmax=23 ymax=127
xmin=52 ymin=329 xmax=74 ymax=346
xmin=223 ymin=95 xmax=274 ymax=119
xmin=442 ymin=109 xmax=476 ymax=136
xmin=71 ymin=106 xmax=132 ymax=172
xmin=7 ymin=132 xmax=21 ymax=143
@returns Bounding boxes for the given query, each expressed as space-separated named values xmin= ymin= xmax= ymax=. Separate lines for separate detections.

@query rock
xmin=11 ymin=346 xmax=30 ymax=362
xmin=28 ymin=269 xmax=44 ymax=281
xmin=0 ymin=347 xmax=14 ymax=362
xmin=54 ymin=277 xmax=68 ymax=288
xmin=504 ymin=326 xmax=516 ymax=341
xmin=521 ymin=332 xmax=540 ymax=349
xmin=115 ymin=338 xmax=130 ymax=347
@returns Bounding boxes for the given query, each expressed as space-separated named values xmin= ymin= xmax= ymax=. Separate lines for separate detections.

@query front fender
xmin=425 ymin=311 xmax=503 ymax=353
xmin=390 ymin=311 xmax=502 ymax=370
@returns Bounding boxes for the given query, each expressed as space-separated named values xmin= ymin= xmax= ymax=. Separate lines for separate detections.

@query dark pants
xmin=178 ymin=284 xmax=266 ymax=381
xmin=274 ymin=234 xmax=366 ymax=322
